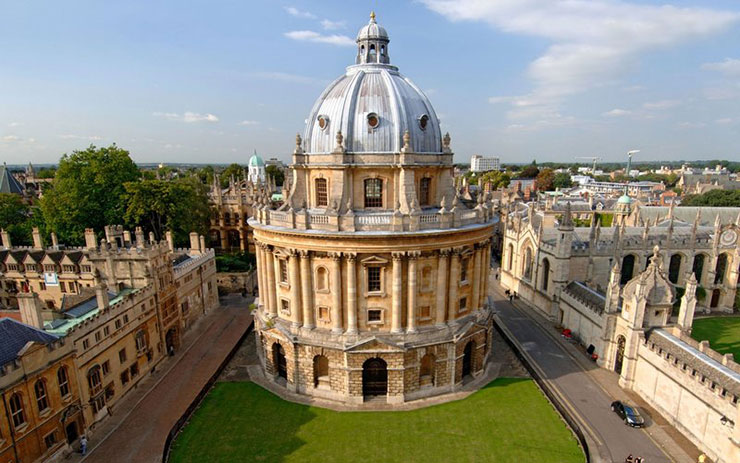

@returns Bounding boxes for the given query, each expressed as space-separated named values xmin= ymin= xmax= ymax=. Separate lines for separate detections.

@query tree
xmin=478 ymin=171 xmax=510 ymax=189
xmin=219 ymin=163 xmax=244 ymax=188
xmin=36 ymin=167 xmax=56 ymax=178
xmin=553 ymin=172 xmax=573 ymax=189
xmin=0 ymin=193 xmax=42 ymax=246
xmin=681 ymin=190 xmax=740 ymax=207
xmin=519 ymin=165 xmax=540 ymax=179
xmin=535 ymin=168 xmax=555 ymax=191
xmin=123 ymin=177 xmax=211 ymax=247
xmin=40 ymin=145 xmax=141 ymax=245
xmin=265 ymin=165 xmax=285 ymax=186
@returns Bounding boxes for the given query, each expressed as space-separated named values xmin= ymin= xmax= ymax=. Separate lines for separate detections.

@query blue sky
xmin=1 ymin=0 xmax=739 ymax=165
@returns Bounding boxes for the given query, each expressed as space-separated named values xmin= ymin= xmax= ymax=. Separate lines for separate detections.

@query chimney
xmin=18 ymin=292 xmax=45 ymax=330
xmin=165 ymin=231 xmax=174 ymax=252
xmin=84 ymin=228 xmax=97 ymax=250
xmin=32 ymin=227 xmax=44 ymax=250
xmin=149 ymin=232 xmax=155 ymax=244
xmin=135 ymin=227 xmax=145 ymax=248
xmin=1 ymin=229 xmax=10 ymax=249
xmin=123 ymin=230 xmax=132 ymax=246
xmin=94 ymin=270 xmax=110 ymax=309
xmin=199 ymin=235 xmax=206 ymax=254
xmin=50 ymin=232 xmax=59 ymax=248
xmin=189 ymin=232 xmax=200 ymax=255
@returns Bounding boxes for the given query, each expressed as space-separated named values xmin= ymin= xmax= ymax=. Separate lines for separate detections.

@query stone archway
xmin=614 ymin=335 xmax=626 ymax=375
xmin=165 ymin=327 xmax=179 ymax=353
xmin=711 ymin=289 xmax=721 ymax=308
xmin=462 ymin=341 xmax=475 ymax=378
xmin=362 ymin=357 xmax=387 ymax=397
xmin=272 ymin=343 xmax=287 ymax=379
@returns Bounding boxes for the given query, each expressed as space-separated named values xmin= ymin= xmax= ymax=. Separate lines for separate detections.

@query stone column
xmin=391 ymin=252 xmax=404 ymax=333
xmin=483 ymin=241 xmax=491 ymax=307
xmin=472 ymin=244 xmax=482 ymax=311
xmin=447 ymin=248 xmax=461 ymax=323
xmin=435 ymin=249 xmax=450 ymax=326
xmin=255 ymin=243 xmax=265 ymax=305
xmin=330 ymin=253 xmax=343 ymax=333
xmin=239 ymin=229 xmax=246 ymax=252
xmin=265 ymin=246 xmax=277 ymax=317
xmin=300 ymin=250 xmax=314 ymax=329
xmin=289 ymin=250 xmax=302 ymax=328
xmin=407 ymin=251 xmax=420 ymax=333
xmin=346 ymin=253 xmax=358 ymax=334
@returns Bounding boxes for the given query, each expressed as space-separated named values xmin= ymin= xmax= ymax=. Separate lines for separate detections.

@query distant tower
xmin=248 ymin=150 xmax=266 ymax=183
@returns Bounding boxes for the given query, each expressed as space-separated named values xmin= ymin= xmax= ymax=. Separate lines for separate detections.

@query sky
xmin=1 ymin=0 xmax=740 ymax=165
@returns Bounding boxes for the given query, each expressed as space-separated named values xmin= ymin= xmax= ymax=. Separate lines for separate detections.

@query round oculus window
xmin=367 ymin=113 xmax=379 ymax=129
xmin=317 ymin=115 xmax=329 ymax=130
xmin=419 ymin=114 xmax=429 ymax=130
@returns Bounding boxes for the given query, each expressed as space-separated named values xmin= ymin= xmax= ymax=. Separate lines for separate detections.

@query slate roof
xmin=0 ymin=318 xmax=58 ymax=365
xmin=636 ymin=206 xmax=740 ymax=227
xmin=563 ymin=281 xmax=606 ymax=314
xmin=172 ymin=254 xmax=191 ymax=267
xmin=0 ymin=164 xmax=24 ymax=194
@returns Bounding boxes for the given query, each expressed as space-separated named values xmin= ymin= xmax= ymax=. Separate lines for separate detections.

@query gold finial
xmin=370 ymin=11 xmax=376 ymax=22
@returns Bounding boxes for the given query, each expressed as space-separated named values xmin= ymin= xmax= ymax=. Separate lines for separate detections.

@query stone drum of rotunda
xmin=250 ymin=13 xmax=497 ymax=404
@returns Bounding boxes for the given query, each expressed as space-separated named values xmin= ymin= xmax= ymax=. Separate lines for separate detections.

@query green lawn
xmin=169 ymin=378 xmax=583 ymax=463
xmin=691 ymin=316 xmax=740 ymax=359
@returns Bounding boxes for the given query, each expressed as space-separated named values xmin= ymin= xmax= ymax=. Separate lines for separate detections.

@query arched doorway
xmin=165 ymin=328 xmax=179 ymax=354
xmin=272 ymin=343 xmax=287 ymax=379
xmin=65 ymin=421 xmax=79 ymax=444
xmin=462 ymin=341 xmax=475 ymax=378
xmin=711 ymin=289 xmax=721 ymax=308
xmin=362 ymin=358 xmax=387 ymax=397
xmin=614 ymin=336 xmax=626 ymax=375
xmin=313 ymin=355 xmax=329 ymax=388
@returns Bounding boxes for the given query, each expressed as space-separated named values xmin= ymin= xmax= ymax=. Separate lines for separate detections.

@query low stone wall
xmin=216 ymin=270 xmax=257 ymax=294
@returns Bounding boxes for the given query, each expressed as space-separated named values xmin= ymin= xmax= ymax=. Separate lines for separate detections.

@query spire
xmin=559 ymin=201 xmax=574 ymax=230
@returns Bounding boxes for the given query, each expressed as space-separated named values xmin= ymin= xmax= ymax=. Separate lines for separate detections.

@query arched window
xmin=692 ymin=254 xmax=705 ymax=283
xmin=313 ymin=355 xmax=329 ymax=388
xmin=419 ymin=177 xmax=431 ymax=206
xmin=57 ymin=367 xmax=70 ymax=397
xmin=364 ymin=178 xmax=383 ymax=208
xmin=620 ymin=255 xmax=635 ymax=285
xmin=34 ymin=380 xmax=49 ymax=412
xmin=369 ymin=44 xmax=377 ymax=61
xmin=507 ymin=244 xmax=514 ymax=271
xmin=315 ymin=267 xmax=329 ymax=291
xmin=9 ymin=393 xmax=25 ymax=428
xmin=224 ymin=212 xmax=231 ymax=226
xmin=541 ymin=258 xmax=550 ymax=291
xmin=420 ymin=353 xmax=435 ymax=386
xmin=315 ymin=178 xmax=328 ymax=207
xmin=380 ymin=45 xmax=385 ymax=56
xmin=523 ymin=247 xmax=533 ymax=280
xmin=668 ymin=254 xmax=682 ymax=284
xmin=715 ymin=253 xmax=728 ymax=284
xmin=87 ymin=366 xmax=102 ymax=395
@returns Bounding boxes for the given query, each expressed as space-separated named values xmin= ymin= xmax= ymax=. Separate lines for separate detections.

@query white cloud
xmin=702 ymin=58 xmax=740 ymax=77
xmin=7 ymin=122 xmax=21 ymax=127
xmin=716 ymin=118 xmax=733 ymax=125
xmin=60 ymin=134 xmax=103 ymax=140
xmin=284 ymin=7 xmax=316 ymax=20
xmin=2 ymin=135 xmax=20 ymax=142
xmin=1 ymin=135 xmax=35 ymax=144
xmin=677 ymin=121 xmax=706 ymax=128
xmin=643 ymin=100 xmax=681 ymax=110
xmin=321 ymin=19 xmax=346 ymax=30
xmin=153 ymin=112 xmax=219 ymax=123
xmin=284 ymin=30 xmax=354 ymax=46
xmin=602 ymin=108 xmax=632 ymax=117
xmin=238 ymin=120 xmax=259 ymax=126
xmin=421 ymin=0 xmax=739 ymax=123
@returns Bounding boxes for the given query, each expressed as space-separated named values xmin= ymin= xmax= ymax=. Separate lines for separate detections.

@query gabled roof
xmin=0 ymin=164 xmax=24 ymax=194
xmin=0 ymin=318 xmax=58 ymax=365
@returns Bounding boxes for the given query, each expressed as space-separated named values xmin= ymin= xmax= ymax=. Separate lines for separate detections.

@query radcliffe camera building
xmin=250 ymin=14 xmax=497 ymax=404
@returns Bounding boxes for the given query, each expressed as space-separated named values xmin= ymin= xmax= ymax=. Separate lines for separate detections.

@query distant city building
xmin=470 ymin=154 xmax=500 ymax=172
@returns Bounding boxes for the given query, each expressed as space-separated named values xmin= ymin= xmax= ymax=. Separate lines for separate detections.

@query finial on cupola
xmin=370 ymin=11 xmax=376 ymax=22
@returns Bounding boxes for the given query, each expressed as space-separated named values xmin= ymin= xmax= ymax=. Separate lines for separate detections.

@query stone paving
xmin=69 ymin=294 xmax=253 ymax=463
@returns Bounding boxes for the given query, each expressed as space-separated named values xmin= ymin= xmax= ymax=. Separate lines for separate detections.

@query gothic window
xmin=692 ymin=254 xmax=705 ymax=282
xmin=523 ymin=247 xmax=533 ymax=280
xmin=9 ymin=393 xmax=25 ymax=428
xmin=668 ymin=254 xmax=682 ymax=284
xmin=315 ymin=178 xmax=328 ymax=207
xmin=620 ymin=255 xmax=635 ymax=285
xmin=715 ymin=253 xmax=728 ymax=284
xmin=507 ymin=244 xmax=514 ymax=271
xmin=367 ymin=266 xmax=381 ymax=292
xmin=34 ymin=380 xmax=49 ymax=412
xmin=224 ymin=212 xmax=231 ymax=226
xmin=419 ymin=177 xmax=431 ymax=206
xmin=541 ymin=258 xmax=550 ymax=291
xmin=315 ymin=266 xmax=329 ymax=291
xmin=57 ymin=367 xmax=70 ymax=397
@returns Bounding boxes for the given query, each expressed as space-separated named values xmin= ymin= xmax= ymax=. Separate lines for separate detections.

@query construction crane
xmin=626 ymin=150 xmax=640 ymax=177
xmin=576 ymin=156 xmax=601 ymax=173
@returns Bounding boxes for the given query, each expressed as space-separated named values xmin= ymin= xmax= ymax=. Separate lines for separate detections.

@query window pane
xmin=315 ymin=178 xmax=328 ymax=207
xmin=364 ymin=179 xmax=382 ymax=208
xmin=367 ymin=267 xmax=381 ymax=292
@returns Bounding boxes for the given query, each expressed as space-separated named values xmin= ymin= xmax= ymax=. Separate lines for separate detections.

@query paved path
xmin=492 ymin=279 xmax=687 ymax=463
xmin=78 ymin=295 xmax=253 ymax=463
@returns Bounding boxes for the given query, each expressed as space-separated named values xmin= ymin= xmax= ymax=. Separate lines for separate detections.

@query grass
xmin=691 ymin=316 xmax=740 ymax=359
xmin=169 ymin=378 xmax=583 ymax=463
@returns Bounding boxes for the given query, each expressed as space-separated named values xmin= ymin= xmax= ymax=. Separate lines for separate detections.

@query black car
xmin=611 ymin=401 xmax=645 ymax=427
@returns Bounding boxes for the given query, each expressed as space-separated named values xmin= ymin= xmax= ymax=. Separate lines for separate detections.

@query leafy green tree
xmin=519 ymin=165 xmax=540 ymax=179
xmin=219 ymin=163 xmax=244 ymax=188
xmin=553 ymin=172 xmax=573 ymax=189
xmin=40 ymin=145 xmax=141 ymax=245
xmin=265 ymin=165 xmax=285 ymax=186
xmin=36 ymin=167 xmax=56 ymax=178
xmin=0 ymin=193 xmax=43 ymax=246
xmin=535 ymin=168 xmax=555 ymax=191
xmin=478 ymin=171 xmax=511 ymax=189
xmin=123 ymin=177 xmax=211 ymax=247
xmin=193 ymin=165 xmax=215 ymax=185
xmin=681 ymin=190 xmax=740 ymax=207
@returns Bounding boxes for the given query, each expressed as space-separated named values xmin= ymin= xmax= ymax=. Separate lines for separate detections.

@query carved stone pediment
xmin=346 ymin=337 xmax=404 ymax=353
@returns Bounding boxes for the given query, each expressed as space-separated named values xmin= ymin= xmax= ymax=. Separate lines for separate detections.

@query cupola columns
xmin=356 ymin=12 xmax=390 ymax=65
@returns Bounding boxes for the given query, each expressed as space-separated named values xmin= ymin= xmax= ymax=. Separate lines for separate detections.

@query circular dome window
xmin=418 ymin=114 xmax=429 ymax=130
xmin=367 ymin=112 xmax=379 ymax=129
xmin=317 ymin=115 xmax=329 ymax=131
